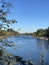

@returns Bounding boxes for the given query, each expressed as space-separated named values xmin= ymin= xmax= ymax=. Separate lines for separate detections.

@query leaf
xmin=2 ymin=12 xmax=8 ymax=16
xmin=11 ymin=19 xmax=17 ymax=23
xmin=0 ymin=9 xmax=3 ymax=13
xmin=7 ymin=24 xmax=9 ymax=27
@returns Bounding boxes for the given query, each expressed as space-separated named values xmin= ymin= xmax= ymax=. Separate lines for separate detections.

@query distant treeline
xmin=22 ymin=33 xmax=33 ymax=36
xmin=32 ymin=27 xmax=49 ymax=38
xmin=23 ymin=27 xmax=49 ymax=38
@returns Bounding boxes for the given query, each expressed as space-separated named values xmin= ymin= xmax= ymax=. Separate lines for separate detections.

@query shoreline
xmin=0 ymin=35 xmax=49 ymax=41
xmin=0 ymin=35 xmax=13 ymax=40
xmin=0 ymin=35 xmax=20 ymax=40
xmin=36 ymin=37 xmax=48 ymax=40
xmin=0 ymin=36 xmax=8 ymax=40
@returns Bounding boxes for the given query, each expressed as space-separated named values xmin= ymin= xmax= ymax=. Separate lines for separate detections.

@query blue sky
xmin=8 ymin=0 xmax=49 ymax=33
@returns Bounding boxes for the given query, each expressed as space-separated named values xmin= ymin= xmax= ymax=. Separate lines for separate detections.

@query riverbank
xmin=0 ymin=36 xmax=8 ymax=40
xmin=37 ymin=37 xmax=49 ymax=40
xmin=0 ymin=30 xmax=20 ymax=40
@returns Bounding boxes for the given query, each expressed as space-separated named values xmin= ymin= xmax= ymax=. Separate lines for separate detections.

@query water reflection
xmin=36 ymin=39 xmax=49 ymax=65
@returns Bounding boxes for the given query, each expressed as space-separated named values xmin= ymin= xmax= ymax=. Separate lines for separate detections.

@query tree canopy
xmin=33 ymin=27 xmax=49 ymax=38
xmin=0 ymin=0 xmax=17 ymax=30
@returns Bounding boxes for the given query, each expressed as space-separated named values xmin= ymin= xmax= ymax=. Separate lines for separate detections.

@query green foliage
xmin=0 ymin=0 xmax=17 ymax=30
xmin=46 ymin=27 xmax=49 ymax=37
xmin=33 ymin=27 xmax=49 ymax=38
xmin=36 ymin=29 xmax=45 ymax=37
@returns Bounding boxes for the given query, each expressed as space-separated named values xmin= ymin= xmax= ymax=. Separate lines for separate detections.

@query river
xmin=1 ymin=35 xmax=49 ymax=65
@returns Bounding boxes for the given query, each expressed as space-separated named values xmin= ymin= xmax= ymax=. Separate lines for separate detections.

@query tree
xmin=36 ymin=29 xmax=44 ymax=37
xmin=0 ymin=0 xmax=17 ymax=30
xmin=46 ymin=27 xmax=49 ymax=37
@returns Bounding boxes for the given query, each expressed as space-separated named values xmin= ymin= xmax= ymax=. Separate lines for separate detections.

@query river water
xmin=2 ymin=35 xmax=49 ymax=65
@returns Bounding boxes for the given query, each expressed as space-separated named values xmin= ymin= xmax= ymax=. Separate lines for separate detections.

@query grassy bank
xmin=0 ymin=30 xmax=19 ymax=40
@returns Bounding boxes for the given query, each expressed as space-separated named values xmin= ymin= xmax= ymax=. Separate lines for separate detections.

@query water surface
xmin=2 ymin=35 xmax=49 ymax=65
